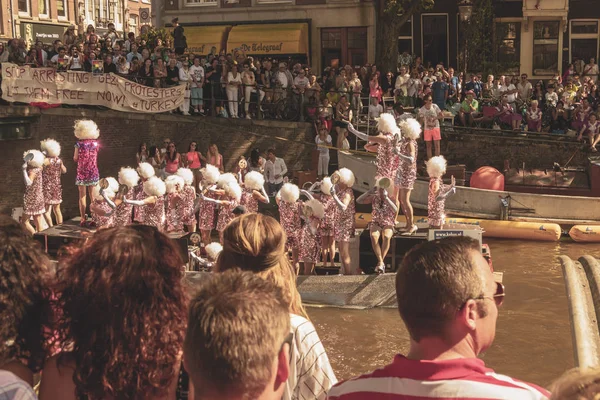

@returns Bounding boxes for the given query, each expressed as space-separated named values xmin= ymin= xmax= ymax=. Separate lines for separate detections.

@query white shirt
xmin=294 ymin=75 xmax=309 ymax=89
xmin=189 ymin=65 xmax=205 ymax=88
xmin=227 ymin=71 xmax=242 ymax=89
xmin=517 ymin=81 xmax=532 ymax=101
xmin=316 ymin=135 xmax=332 ymax=156
xmin=394 ymin=73 xmax=410 ymax=95
xmin=368 ymin=104 xmax=383 ymax=119
xmin=503 ymin=83 xmax=517 ymax=103
xmin=277 ymin=71 xmax=289 ymax=88
xmin=285 ymin=314 xmax=337 ymax=400
xmin=264 ymin=157 xmax=287 ymax=184
xmin=51 ymin=54 xmax=70 ymax=64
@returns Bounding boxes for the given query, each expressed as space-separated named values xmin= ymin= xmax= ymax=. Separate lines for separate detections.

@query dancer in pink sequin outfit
xmin=73 ymin=120 xmax=100 ymax=226
xmin=215 ymin=176 xmax=242 ymax=243
xmin=90 ymin=181 xmax=117 ymax=230
xmin=276 ymin=182 xmax=302 ymax=271
xmin=347 ymin=113 xmax=400 ymax=199
xmin=240 ymin=171 xmax=269 ymax=213
xmin=134 ymin=163 xmax=155 ymax=224
xmin=330 ymin=168 xmax=356 ymax=275
xmin=299 ymin=199 xmax=324 ymax=275
xmin=165 ymin=175 xmax=185 ymax=233
xmin=196 ymin=164 xmax=221 ymax=245
xmin=125 ymin=176 xmax=167 ymax=231
xmin=357 ymin=177 xmax=398 ymax=274
xmin=426 ymin=156 xmax=456 ymax=229
xmin=113 ymin=167 xmax=140 ymax=227
xmin=316 ymin=178 xmax=336 ymax=268
xmin=40 ymin=139 xmax=66 ymax=228
xmin=395 ymin=118 xmax=421 ymax=236
xmin=22 ymin=150 xmax=46 ymax=234
xmin=176 ymin=168 xmax=197 ymax=233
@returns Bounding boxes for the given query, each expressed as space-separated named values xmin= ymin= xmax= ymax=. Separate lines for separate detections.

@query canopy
xmin=184 ymin=25 xmax=231 ymax=55
xmin=226 ymin=23 xmax=308 ymax=55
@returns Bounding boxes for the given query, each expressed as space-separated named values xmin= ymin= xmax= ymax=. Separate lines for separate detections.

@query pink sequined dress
xmin=91 ymin=200 xmax=114 ymax=229
xmin=42 ymin=157 xmax=63 ymax=205
xmin=333 ymin=187 xmax=355 ymax=242
xmin=133 ymin=181 xmax=145 ymax=223
xmin=279 ymin=200 xmax=302 ymax=250
xmin=143 ymin=196 xmax=166 ymax=231
xmin=376 ymin=132 xmax=400 ymax=180
xmin=318 ymin=195 xmax=335 ymax=236
xmin=371 ymin=194 xmax=396 ymax=229
xmin=396 ymin=138 xmax=417 ymax=190
xmin=216 ymin=197 xmax=239 ymax=232
xmin=300 ymin=218 xmax=321 ymax=263
xmin=114 ymin=191 xmax=133 ymax=226
xmin=24 ymin=167 xmax=45 ymax=216
xmin=198 ymin=190 xmax=218 ymax=231
xmin=75 ymin=139 xmax=99 ymax=186
xmin=241 ymin=189 xmax=259 ymax=213
xmin=180 ymin=186 xmax=197 ymax=226
xmin=165 ymin=193 xmax=183 ymax=233
xmin=428 ymin=177 xmax=446 ymax=227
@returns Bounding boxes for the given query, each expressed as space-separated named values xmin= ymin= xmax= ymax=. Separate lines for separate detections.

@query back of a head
xmin=185 ymin=270 xmax=290 ymax=399
xmin=56 ymin=225 xmax=188 ymax=398
xmin=0 ymin=215 xmax=52 ymax=372
xmin=215 ymin=214 xmax=307 ymax=319
xmin=550 ymin=367 xmax=600 ymax=400
xmin=396 ymin=236 xmax=483 ymax=342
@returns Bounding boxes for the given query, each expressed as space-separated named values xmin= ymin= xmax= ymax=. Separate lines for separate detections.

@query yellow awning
xmin=227 ymin=23 xmax=308 ymax=55
xmin=184 ymin=25 xmax=231 ymax=55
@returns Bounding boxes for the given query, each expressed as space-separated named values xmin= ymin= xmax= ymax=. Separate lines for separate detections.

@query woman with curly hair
xmin=39 ymin=225 xmax=192 ymax=400
xmin=215 ymin=213 xmax=337 ymax=400
xmin=0 ymin=215 xmax=53 ymax=386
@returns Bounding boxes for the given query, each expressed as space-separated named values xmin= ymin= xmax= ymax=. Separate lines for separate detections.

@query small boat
xmin=337 ymin=150 xmax=600 ymax=225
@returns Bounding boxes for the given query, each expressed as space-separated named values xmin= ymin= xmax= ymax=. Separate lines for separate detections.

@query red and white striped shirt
xmin=326 ymin=355 xmax=550 ymax=400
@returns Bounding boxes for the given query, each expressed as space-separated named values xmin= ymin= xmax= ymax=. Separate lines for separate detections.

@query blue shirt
xmin=432 ymin=81 xmax=448 ymax=110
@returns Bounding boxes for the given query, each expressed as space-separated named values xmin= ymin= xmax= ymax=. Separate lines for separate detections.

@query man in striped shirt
xmin=327 ymin=237 xmax=551 ymax=400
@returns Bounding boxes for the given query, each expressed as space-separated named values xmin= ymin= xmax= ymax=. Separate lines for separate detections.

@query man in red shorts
xmin=418 ymin=93 xmax=444 ymax=160
xmin=327 ymin=237 xmax=551 ymax=400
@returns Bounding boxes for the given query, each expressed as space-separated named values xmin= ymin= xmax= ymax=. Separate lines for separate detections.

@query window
xmin=496 ymin=22 xmax=520 ymax=65
xmin=129 ymin=15 xmax=138 ymax=34
xmin=570 ymin=20 xmax=599 ymax=64
xmin=185 ymin=0 xmax=217 ymax=5
xmin=321 ymin=27 xmax=367 ymax=70
xmin=18 ymin=0 xmax=29 ymax=15
xmin=0 ymin=119 xmax=32 ymax=140
xmin=422 ymin=14 xmax=448 ymax=66
xmin=57 ymin=0 xmax=67 ymax=19
xmin=116 ymin=0 xmax=123 ymax=23
xmin=533 ymin=21 xmax=559 ymax=73
xmin=38 ymin=0 xmax=49 ymax=17
xmin=397 ymin=18 xmax=412 ymax=58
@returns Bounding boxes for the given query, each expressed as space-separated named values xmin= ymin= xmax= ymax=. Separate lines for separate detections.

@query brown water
xmin=308 ymin=239 xmax=600 ymax=388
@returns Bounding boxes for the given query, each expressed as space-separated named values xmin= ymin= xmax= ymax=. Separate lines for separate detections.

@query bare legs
xmin=291 ymin=247 xmax=299 ymax=275
xmin=43 ymin=206 xmax=54 ymax=228
xmin=370 ymin=229 xmax=383 ymax=266
xmin=399 ymin=188 xmax=414 ymax=231
xmin=43 ymin=204 xmax=64 ymax=227
xmin=338 ymin=241 xmax=354 ymax=275
xmin=201 ymin=229 xmax=211 ymax=246
xmin=23 ymin=214 xmax=44 ymax=235
xmin=78 ymin=185 xmax=94 ymax=221
xmin=426 ymin=140 xmax=441 ymax=160
xmin=370 ymin=227 xmax=393 ymax=273
xmin=303 ymin=262 xmax=314 ymax=275
xmin=187 ymin=224 xmax=196 ymax=233
xmin=321 ymin=235 xmax=335 ymax=267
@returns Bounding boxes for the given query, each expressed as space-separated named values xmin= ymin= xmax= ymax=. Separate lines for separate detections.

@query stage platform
xmin=33 ymin=218 xmax=192 ymax=261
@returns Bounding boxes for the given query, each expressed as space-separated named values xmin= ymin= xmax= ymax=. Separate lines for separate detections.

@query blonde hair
xmin=176 ymin=168 xmax=194 ymax=186
xmin=279 ymin=183 xmax=300 ymax=203
xmin=399 ymin=118 xmax=422 ymax=140
xmin=376 ymin=113 xmax=400 ymax=135
xmin=550 ymin=367 xmax=600 ymax=400
xmin=137 ymin=162 xmax=155 ymax=180
xmin=74 ymin=120 xmax=100 ymax=140
xmin=118 ymin=167 xmax=140 ymax=189
xmin=143 ymin=176 xmax=166 ymax=197
xmin=23 ymin=150 xmax=45 ymax=168
xmin=215 ymin=214 xmax=308 ymax=319
xmin=244 ymin=171 xmax=265 ymax=191
xmin=426 ymin=156 xmax=447 ymax=178
xmin=40 ymin=139 xmax=61 ymax=157
xmin=530 ymin=100 xmax=539 ymax=107
xmin=337 ymin=167 xmax=355 ymax=187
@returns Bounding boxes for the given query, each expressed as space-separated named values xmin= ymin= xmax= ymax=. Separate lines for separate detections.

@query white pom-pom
xmin=376 ymin=113 xmax=400 ymax=135
xmin=217 ymin=173 xmax=237 ymax=189
xmin=201 ymin=164 xmax=220 ymax=185
xmin=244 ymin=171 xmax=265 ymax=191
xmin=279 ymin=183 xmax=299 ymax=203
xmin=305 ymin=198 xmax=325 ymax=219
xmin=224 ymin=181 xmax=242 ymax=202
xmin=23 ymin=150 xmax=45 ymax=168
xmin=40 ymin=139 xmax=61 ymax=157
xmin=118 ymin=167 xmax=140 ymax=189
xmin=426 ymin=156 xmax=447 ymax=178
xmin=165 ymin=175 xmax=185 ymax=194
xmin=137 ymin=162 xmax=155 ymax=179
xmin=320 ymin=177 xmax=333 ymax=195
xmin=105 ymin=177 xmax=119 ymax=193
xmin=92 ymin=185 xmax=115 ymax=201
xmin=74 ymin=119 xmax=100 ymax=140
xmin=176 ymin=168 xmax=194 ymax=186
xmin=143 ymin=176 xmax=166 ymax=197
xmin=399 ymin=118 xmax=422 ymax=140
xmin=205 ymin=242 xmax=223 ymax=261
xmin=337 ymin=167 xmax=355 ymax=187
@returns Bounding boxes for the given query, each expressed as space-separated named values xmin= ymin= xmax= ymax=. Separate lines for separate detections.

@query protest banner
xmin=1 ymin=63 xmax=185 ymax=113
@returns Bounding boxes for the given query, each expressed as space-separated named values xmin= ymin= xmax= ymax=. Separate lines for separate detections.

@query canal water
xmin=308 ymin=239 xmax=600 ymax=388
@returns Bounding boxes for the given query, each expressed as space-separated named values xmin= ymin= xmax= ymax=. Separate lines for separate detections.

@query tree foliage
xmin=141 ymin=27 xmax=173 ymax=50
xmin=374 ymin=0 xmax=434 ymax=73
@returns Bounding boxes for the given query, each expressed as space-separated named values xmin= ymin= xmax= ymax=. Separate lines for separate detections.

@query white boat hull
xmin=337 ymin=150 xmax=600 ymax=225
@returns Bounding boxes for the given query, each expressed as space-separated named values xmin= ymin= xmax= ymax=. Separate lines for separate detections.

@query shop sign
xmin=235 ymin=42 xmax=284 ymax=54
xmin=20 ymin=22 xmax=66 ymax=45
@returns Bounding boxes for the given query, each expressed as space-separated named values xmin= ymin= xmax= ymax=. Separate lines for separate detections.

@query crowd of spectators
xmin=2 ymin=22 xmax=600 ymax=147
xmin=2 ymin=211 xmax=598 ymax=399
